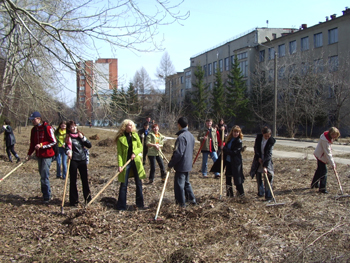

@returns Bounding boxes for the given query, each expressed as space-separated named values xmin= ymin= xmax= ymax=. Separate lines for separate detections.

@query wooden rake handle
xmin=154 ymin=169 xmax=171 ymax=220
xmin=61 ymin=159 xmax=71 ymax=212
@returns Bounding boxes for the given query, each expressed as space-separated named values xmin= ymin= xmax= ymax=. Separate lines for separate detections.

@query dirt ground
xmin=0 ymin=126 xmax=349 ymax=263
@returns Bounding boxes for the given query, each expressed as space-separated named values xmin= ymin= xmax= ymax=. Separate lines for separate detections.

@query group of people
xmin=2 ymin=111 xmax=340 ymax=208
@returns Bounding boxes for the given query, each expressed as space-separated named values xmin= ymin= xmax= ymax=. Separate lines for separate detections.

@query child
xmin=311 ymin=127 xmax=340 ymax=193
xmin=250 ymin=126 xmax=276 ymax=201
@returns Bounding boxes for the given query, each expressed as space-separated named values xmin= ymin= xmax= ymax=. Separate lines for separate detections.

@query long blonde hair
xmin=115 ymin=119 xmax=136 ymax=143
xmin=226 ymin=125 xmax=243 ymax=142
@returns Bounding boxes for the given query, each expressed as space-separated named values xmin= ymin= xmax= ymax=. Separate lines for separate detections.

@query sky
xmin=59 ymin=0 xmax=349 ymax=106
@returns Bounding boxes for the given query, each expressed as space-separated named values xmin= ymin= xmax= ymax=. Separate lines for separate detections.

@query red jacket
xmin=28 ymin=122 xmax=57 ymax=158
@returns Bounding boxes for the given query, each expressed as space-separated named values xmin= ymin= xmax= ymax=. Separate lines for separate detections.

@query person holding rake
xmin=311 ymin=127 xmax=340 ymax=194
xmin=115 ymin=119 xmax=146 ymax=211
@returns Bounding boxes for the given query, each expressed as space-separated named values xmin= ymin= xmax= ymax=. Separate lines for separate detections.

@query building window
xmin=278 ymin=44 xmax=285 ymax=57
xmin=208 ymin=63 xmax=212 ymax=75
xmin=185 ymin=78 xmax=191 ymax=89
xmin=289 ymin=40 xmax=296 ymax=54
xmin=278 ymin=66 xmax=285 ymax=79
xmin=268 ymin=69 xmax=274 ymax=82
xmin=239 ymin=60 xmax=248 ymax=77
xmin=314 ymin=59 xmax=324 ymax=73
xmin=314 ymin=32 xmax=323 ymax=48
xmin=79 ymin=86 xmax=85 ymax=91
xmin=185 ymin=71 xmax=191 ymax=76
xmin=301 ymin=37 xmax=309 ymax=51
xmin=259 ymin=50 xmax=265 ymax=62
xmin=219 ymin=59 xmax=223 ymax=72
xmin=203 ymin=65 xmax=207 ymax=77
xmin=237 ymin=52 xmax=247 ymax=60
xmin=79 ymin=97 xmax=85 ymax=102
xmin=213 ymin=61 xmax=217 ymax=74
xmin=80 ymin=75 xmax=85 ymax=80
xmin=224 ymin=57 xmax=229 ymax=71
xmin=329 ymin=55 xmax=339 ymax=72
xmin=328 ymin=28 xmax=338 ymax=44
xmin=181 ymin=76 xmax=184 ymax=84
xmin=268 ymin=47 xmax=275 ymax=60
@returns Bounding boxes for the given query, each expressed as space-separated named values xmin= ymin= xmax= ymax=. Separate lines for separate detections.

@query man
xmin=26 ymin=111 xmax=57 ymax=203
xmin=197 ymin=119 xmax=222 ymax=178
xmin=138 ymin=122 xmax=149 ymax=165
xmin=168 ymin=117 xmax=196 ymax=207
xmin=146 ymin=117 xmax=154 ymax=130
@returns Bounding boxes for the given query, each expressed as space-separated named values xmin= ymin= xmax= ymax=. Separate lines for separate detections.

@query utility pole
xmin=273 ymin=52 xmax=277 ymax=137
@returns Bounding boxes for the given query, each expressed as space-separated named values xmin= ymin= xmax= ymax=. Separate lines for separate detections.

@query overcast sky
xmin=59 ymin=0 xmax=349 ymax=106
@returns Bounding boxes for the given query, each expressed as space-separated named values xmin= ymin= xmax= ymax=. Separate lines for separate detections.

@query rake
xmin=264 ymin=173 xmax=285 ymax=207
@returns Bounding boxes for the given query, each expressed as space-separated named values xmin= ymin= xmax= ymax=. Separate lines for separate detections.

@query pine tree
xmin=211 ymin=62 xmax=225 ymax=120
xmin=191 ymin=64 xmax=208 ymax=125
xmin=226 ymin=55 xmax=250 ymax=123
xmin=127 ymin=82 xmax=139 ymax=114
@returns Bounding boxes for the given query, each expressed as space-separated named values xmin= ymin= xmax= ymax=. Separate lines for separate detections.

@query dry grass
xmin=0 ymin=127 xmax=349 ymax=262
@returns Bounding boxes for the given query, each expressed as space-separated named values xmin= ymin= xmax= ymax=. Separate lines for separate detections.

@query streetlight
xmin=259 ymin=43 xmax=277 ymax=137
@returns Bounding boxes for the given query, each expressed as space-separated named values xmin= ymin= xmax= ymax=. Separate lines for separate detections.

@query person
xmin=115 ymin=119 xmax=146 ymax=210
xmin=138 ymin=122 xmax=149 ymax=165
xmin=65 ymin=120 xmax=92 ymax=206
xmin=250 ymin=126 xmax=276 ymax=201
xmin=54 ymin=121 xmax=67 ymax=179
xmin=311 ymin=127 xmax=340 ymax=194
xmin=145 ymin=123 xmax=166 ymax=184
xmin=168 ymin=117 xmax=196 ymax=207
xmin=197 ymin=119 xmax=222 ymax=178
xmin=0 ymin=119 xmax=20 ymax=163
xmin=211 ymin=125 xmax=245 ymax=197
xmin=26 ymin=111 xmax=57 ymax=203
xmin=146 ymin=117 xmax=154 ymax=130
xmin=217 ymin=118 xmax=228 ymax=141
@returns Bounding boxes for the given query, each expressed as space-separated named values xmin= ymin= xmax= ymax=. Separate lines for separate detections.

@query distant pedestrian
xmin=138 ymin=122 xmax=149 ymax=165
xmin=115 ymin=119 xmax=146 ymax=210
xmin=54 ymin=121 xmax=67 ymax=179
xmin=26 ymin=111 xmax=57 ymax=204
xmin=65 ymin=120 xmax=92 ymax=206
xmin=145 ymin=123 xmax=166 ymax=184
xmin=168 ymin=117 xmax=196 ymax=207
xmin=311 ymin=127 xmax=340 ymax=193
xmin=0 ymin=119 xmax=20 ymax=163
xmin=250 ymin=126 xmax=276 ymax=201
xmin=217 ymin=118 xmax=228 ymax=141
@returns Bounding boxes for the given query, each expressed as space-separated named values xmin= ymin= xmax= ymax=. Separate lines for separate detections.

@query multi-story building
xmin=76 ymin=58 xmax=118 ymax=125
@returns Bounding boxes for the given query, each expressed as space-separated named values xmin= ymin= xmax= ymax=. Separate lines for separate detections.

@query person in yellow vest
xmin=54 ymin=121 xmax=67 ymax=179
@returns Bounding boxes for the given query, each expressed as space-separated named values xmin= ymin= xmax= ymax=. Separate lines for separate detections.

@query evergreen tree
xmin=211 ymin=62 xmax=225 ymax=120
xmin=226 ymin=55 xmax=250 ymax=124
xmin=191 ymin=64 xmax=208 ymax=125
xmin=127 ymin=82 xmax=139 ymax=114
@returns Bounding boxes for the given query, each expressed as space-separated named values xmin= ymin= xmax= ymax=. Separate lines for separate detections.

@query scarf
xmin=66 ymin=132 xmax=79 ymax=150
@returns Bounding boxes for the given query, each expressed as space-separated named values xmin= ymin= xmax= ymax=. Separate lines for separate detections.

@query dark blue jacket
xmin=1 ymin=125 xmax=16 ymax=147
xmin=168 ymin=127 xmax=195 ymax=172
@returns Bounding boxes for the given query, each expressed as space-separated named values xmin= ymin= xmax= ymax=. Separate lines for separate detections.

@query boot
xmin=16 ymin=157 xmax=21 ymax=163
xmin=9 ymin=157 xmax=13 ymax=163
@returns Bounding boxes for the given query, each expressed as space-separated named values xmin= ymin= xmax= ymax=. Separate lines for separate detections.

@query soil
xmin=0 ymin=127 xmax=349 ymax=262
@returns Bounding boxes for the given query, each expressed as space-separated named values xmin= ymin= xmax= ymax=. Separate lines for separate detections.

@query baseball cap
xmin=29 ymin=111 xmax=41 ymax=120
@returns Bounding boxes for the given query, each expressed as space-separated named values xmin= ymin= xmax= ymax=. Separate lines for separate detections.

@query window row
xmin=204 ymin=56 xmax=248 ymax=77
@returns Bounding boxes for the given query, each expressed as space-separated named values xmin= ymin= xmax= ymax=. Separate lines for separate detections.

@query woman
xmin=211 ymin=125 xmax=245 ymax=197
xmin=311 ymin=127 xmax=340 ymax=193
xmin=115 ymin=119 xmax=146 ymax=210
xmin=250 ymin=126 xmax=276 ymax=201
xmin=217 ymin=118 xmax=228 ymax=141
xmin=145 ymin=123 xmax=166 ymax=184
xmin=65 ymin=121 xmax=92 ymax=206
xmin=54 ymin=121 xmax=67 ymax=179
xmin=1 ymin=119 xmax=20 ymax=163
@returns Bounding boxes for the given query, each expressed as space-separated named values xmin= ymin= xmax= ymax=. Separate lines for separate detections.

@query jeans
xmin=116 ymin=162 xmax=144 ymax=210
xmin=148 ymin=155 xmax=166 ymax=181
xmin=311 ymin=159 xmax=327 ymax=190
xmin=69 ymin=160 xmax=91 ymax=205
xmin=37 ymin=157 xmax=53 ymax=200
xmin=174 ymin=171 xmax=196 ymax=207
xmin=6 ymin=144 xmax=19 ymax=161
xmin=256 ymin=172 xmax=273 ymax=199
xmin=56 ymin=147 xmax=67 ymax=178
xmin=201 ymin=151 xmax=219 ymax=176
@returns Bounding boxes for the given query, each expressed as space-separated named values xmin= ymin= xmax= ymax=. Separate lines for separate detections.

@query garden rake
xmin=151 ymin=168 xmax=171 ymax=221
xmin=60 ymin=159 xmax=71 ymax=214
xmin=264 ymin=173 xmax=285 ymax=207
xmin=333 ymin=168 xmax=350 ymax=199
xmin=0 ymin=158 xmax=30 ymax=183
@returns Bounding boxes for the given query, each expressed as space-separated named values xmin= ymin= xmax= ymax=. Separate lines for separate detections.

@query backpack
xmin=44 ymin=125 xmax=59 ymax=158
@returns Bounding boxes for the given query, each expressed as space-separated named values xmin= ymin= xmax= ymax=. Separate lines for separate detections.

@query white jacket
xmin=314 ymin=132 xmax=335 ymax=168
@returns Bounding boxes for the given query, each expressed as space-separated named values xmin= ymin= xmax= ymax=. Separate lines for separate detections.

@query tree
xmin=126 ymin=82 xmax=140 ymax=114
xmin=191 ymin=64 xmax=208 ymax=126
xmin=133 ymin=67 xmax=154 ymax=95
xmin=225 ymin=55 xmax=250 ymax=124
xmin=211 ymin=62 xmax=225 ymax=120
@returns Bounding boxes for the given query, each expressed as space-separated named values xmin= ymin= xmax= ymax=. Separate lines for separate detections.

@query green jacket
xmin=117 ymin=132 xmax=146 ymax=183
xmin=145 ymin=131 xmax=165 ymax=156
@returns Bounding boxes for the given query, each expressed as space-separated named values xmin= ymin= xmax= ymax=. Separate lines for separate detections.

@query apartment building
xmin=76 ymin=58 xmax=118 ymax=124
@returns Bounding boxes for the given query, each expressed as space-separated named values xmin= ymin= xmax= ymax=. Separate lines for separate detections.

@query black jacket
xmin=250 ymin=134 xmax=276 ymax=177
xmin=66 ymin=135 xmax=92 ymax=162
xmin=168 ymin=127 xmax=195 ymax=172
xmin=0 ymin=125 xmax=16 ymax=147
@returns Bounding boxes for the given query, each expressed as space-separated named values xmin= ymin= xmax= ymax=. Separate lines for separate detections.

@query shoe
xmin=56 ymin=176 xmax=62 ymax=179
xmin=265 ymin=197 xmax=273 ymax=202
xmin=9 ymin=159 xmax=13 ymax=163
xmin=147 ymin=180 xmax=154 ymax=184
xmin=238 ymin=193 xmax=245 ymax=197
xmin=202 ymin=175 xmax=208 ymax=178
xmin=161 ymin=177 xmax=166 ymax=182
xmin=257 ymin=194 xmax=264 ymax=197
xmin=214 ymin=174 xmax=220 ymax=179
xmin=319 ymin=189 xmax=328 ymax=194
xmin=16 ymin=158 xmax=21 ymax=163
xmin=69 ymin=202 xmax=79 ymax=207
xmin=43 ymin=196 xmax=52 ymax=204
xmin=137 ymin=206 xmax=148 ymax=211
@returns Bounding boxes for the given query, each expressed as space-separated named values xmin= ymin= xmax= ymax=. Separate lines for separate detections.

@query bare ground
xmin=0 ymin=127 xmax=349 ymax=263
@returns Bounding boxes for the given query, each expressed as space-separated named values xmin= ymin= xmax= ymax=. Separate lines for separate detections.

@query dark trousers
xmin=142 ymin=145 xmax=148 ymax=165
xmin=226 ymin=176 xmax=244 ymax=196
xmin=116 ymin=162 xmax=144 ymax=210
xmin=311 ymin=159 xmax=327 ymax=190
xmin=69 ymin=160 xmax=91 ymax=205
xmin=256 ymin=172 xmax=273 ymax=199
xmin=6 ymin=145 xmax=19 ymax=161
xmin=174 ymin=171 xmax=196 ymax=207
xmin=148 ymin=155 xmax=166 ymax=181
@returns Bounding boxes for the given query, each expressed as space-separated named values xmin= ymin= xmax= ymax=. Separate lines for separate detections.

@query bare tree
xmin=156 ymin=51 xmax=176 ymax=80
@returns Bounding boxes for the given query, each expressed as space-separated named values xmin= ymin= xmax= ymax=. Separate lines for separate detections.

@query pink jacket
xmin=314 ymin=131 xmax=335 ymax=168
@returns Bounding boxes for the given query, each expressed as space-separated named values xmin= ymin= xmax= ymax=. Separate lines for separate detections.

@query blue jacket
xmin=168 ymin=127 xmax=195 ymax=172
